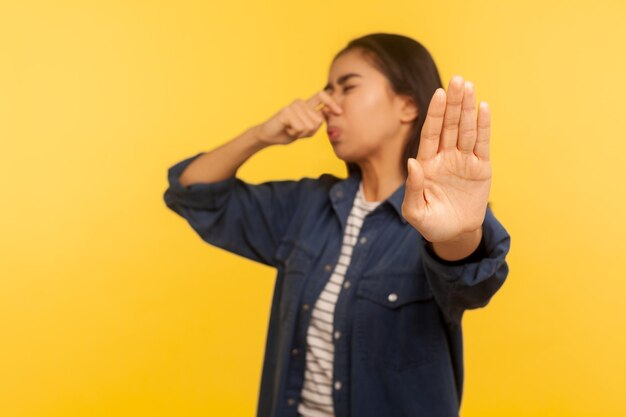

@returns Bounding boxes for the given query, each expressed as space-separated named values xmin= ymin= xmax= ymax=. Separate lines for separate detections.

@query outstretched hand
xmin=401 ymin=76 xmax=492 ymax=243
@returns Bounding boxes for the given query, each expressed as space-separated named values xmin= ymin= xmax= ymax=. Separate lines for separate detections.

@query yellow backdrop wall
xmin=1 ymin=1 xmax=624 ymax=416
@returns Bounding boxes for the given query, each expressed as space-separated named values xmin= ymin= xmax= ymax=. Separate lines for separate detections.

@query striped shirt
xmin=298 ymin=180 xmax=381 ymax=417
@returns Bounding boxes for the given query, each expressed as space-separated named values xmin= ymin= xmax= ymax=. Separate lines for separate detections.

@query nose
xmin=321 ymin=94 xmax=343 ymax=120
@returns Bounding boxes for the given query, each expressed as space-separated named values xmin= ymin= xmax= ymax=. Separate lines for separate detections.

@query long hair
xmin=331 ymin=33 xmax=444 ymax=178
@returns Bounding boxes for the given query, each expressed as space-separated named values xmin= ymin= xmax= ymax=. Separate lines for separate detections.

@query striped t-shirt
xmin=297 ymin=180 xmax=382 ymax=417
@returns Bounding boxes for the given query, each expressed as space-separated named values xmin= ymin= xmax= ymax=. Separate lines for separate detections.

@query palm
xmin=401 ymin=76 xmax=492 ymax=243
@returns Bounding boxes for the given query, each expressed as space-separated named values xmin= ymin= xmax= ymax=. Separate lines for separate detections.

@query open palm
xmin=401 ymin=76 xmax=492 ymax=243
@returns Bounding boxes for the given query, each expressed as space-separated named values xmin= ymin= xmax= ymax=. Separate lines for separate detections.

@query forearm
xmin=179 ymin=125 xmax=271 ymax=187
xmin=428 ymin=227 xmax=483 ymax=262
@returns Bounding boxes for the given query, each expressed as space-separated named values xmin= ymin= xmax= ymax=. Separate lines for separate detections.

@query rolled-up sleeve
xmin=420 ymin=205 xmax=511 ymax=326
xmin=163 ymin=152 xmax=303 ymax=267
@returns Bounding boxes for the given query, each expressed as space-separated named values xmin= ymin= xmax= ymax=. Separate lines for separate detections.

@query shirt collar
xmin=329 ymin=170 xmax=408 ymax=225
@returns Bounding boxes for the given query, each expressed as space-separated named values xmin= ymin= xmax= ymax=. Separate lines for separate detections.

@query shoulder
xmin=299 ymin=172 xmax=342 ymax=187
xmin=273 ymin=173 xmax=342 ymax=207
xmin=294 ymin=172 xmax=344 ymax=195
xmin=253 ymin=173 xmax=345 ymax=204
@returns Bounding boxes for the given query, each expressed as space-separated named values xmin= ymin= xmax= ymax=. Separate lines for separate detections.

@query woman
xmin=163 ymin=33 xmax=511 ymax=417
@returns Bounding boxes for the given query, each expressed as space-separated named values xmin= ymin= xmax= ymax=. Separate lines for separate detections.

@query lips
xmin=327 ymin=127 xmax=342 ymax=141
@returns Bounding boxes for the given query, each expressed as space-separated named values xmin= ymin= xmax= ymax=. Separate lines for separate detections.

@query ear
xmin=398 ymin=95 xmax=418 ymax=124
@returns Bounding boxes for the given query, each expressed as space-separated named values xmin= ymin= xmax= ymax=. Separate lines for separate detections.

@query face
xmin=322 ymin=48 xmax=417 ymax=165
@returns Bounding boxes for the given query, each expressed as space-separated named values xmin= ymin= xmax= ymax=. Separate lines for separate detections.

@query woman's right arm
xmin=178 ymin=90 xmax=343 ymax=187
xmin=164 ymin=91 xmax=342 ymax=267
xmin=178 ymin=125 xmax=270 ymax=187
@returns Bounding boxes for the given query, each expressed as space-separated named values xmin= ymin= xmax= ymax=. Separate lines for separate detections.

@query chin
xmin=330 ymin=143 xmax=351 ymax=160
xmin=332 ymin=151 xmax=361 ymax=167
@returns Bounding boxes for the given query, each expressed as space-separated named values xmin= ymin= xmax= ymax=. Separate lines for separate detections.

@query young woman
xmin=164 ymin=33 xmax=511 ymax=417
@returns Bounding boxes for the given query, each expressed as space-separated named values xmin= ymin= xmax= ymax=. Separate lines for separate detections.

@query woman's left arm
xmin=420 ymin=204 xmax=511 ymax=326
xmin=401 ymin=75 xmax=511 ymax=325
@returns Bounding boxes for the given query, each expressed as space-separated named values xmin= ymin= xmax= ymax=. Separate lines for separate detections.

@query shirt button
xmin=287 ymin=398 xmax=296 ymax=406
xmin=302 ymin=304 xmax=310 ymax=311
xmin=388 ymin=293 xmax=398 ymax=303
xmin=334 ymin=380 xmax=342 ymax=390
xmin=334 ymin=330 xmax=342 ymax=340
xmin=343 ymin=280 xmax=351 ymax=289
xmin=324 ymin=264 xmax=333 ymax=272
xmin=291 ymin=348 xmax=300 ymax=356
xmin=359 ymin=236 xmax=368 ymax=245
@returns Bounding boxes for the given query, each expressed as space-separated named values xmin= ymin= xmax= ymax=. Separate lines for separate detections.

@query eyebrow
xmin=323 ymin=73 xmax=362 ymax=92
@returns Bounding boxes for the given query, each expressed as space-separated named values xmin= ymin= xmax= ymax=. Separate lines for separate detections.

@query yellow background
xmin=1 ymin=0 xmax=625 ymax=416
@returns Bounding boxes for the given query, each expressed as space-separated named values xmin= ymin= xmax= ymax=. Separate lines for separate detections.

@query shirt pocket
xmin=275 ymin=239 xmax=315 ymax=274
xmin=274 ymin=239 xmax=315 ymax=323
xmin=354 ymin=272 xmax=440 ymax=370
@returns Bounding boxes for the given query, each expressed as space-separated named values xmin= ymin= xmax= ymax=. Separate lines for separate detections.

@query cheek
xmin=345 ymin=95 xmax=395 ymax=139
xmin=349 ymin=91 xmax=383 ymax=115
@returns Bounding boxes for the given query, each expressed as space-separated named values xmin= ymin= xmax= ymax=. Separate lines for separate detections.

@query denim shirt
xmin=163 ymin=152 xmax=511 ymax=417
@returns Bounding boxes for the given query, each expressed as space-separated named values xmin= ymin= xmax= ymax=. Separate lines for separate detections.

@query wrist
xmin=248 ymin=125 xmax=274 ymax=149
xmin=428 ymin=227 xmax=483 ymax=262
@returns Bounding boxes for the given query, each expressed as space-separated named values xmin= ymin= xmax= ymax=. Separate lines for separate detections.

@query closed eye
xmin=343 ymin=86 xmax=356 ymax=93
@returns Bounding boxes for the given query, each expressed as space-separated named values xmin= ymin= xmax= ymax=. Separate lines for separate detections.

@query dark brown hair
xmin=332 ymin=33 xmax=443 ymax=178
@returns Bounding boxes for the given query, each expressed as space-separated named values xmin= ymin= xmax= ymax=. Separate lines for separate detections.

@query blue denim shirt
xmin=163 ymin=152 xmax=511 ymax=417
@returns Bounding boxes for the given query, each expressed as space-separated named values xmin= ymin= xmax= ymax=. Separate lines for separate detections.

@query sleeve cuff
xmin=423 ymin=231 xmax=487 ymax=266
xmin=420 ymin=205 xmax=511 ymax=283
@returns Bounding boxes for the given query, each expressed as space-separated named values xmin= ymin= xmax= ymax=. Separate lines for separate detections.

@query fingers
xmin=474 ymin=102 xmax=491 ymax=160
xmin=418 ymin=76 xmax=488 ymax=161
xmin=285 ymin=100 xmax=324 ymax=137
xmin=295 ymin=100 xmax=324 ymax=134
xmin=416 ymin=88 xmax=446 ymax=161
xmin=457 ymin=81 xmax=477 ymax=153
xmin=440 ymin=75 xmax=465 ymax=151
xmin=305 ymin=90 xmax=343 ymax=115
xmin=402 ymin=158 xmax=426 ymax=223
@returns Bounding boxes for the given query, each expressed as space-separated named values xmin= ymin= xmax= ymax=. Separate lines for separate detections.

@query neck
xmin=357 ymin=161 xmax=405 ymax=203
xmin=354 ymin=127 xmax=410 ymax=203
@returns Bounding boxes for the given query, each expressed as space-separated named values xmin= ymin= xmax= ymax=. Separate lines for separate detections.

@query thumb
xmin=404 ymin=158 xmax=427 ymax=217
